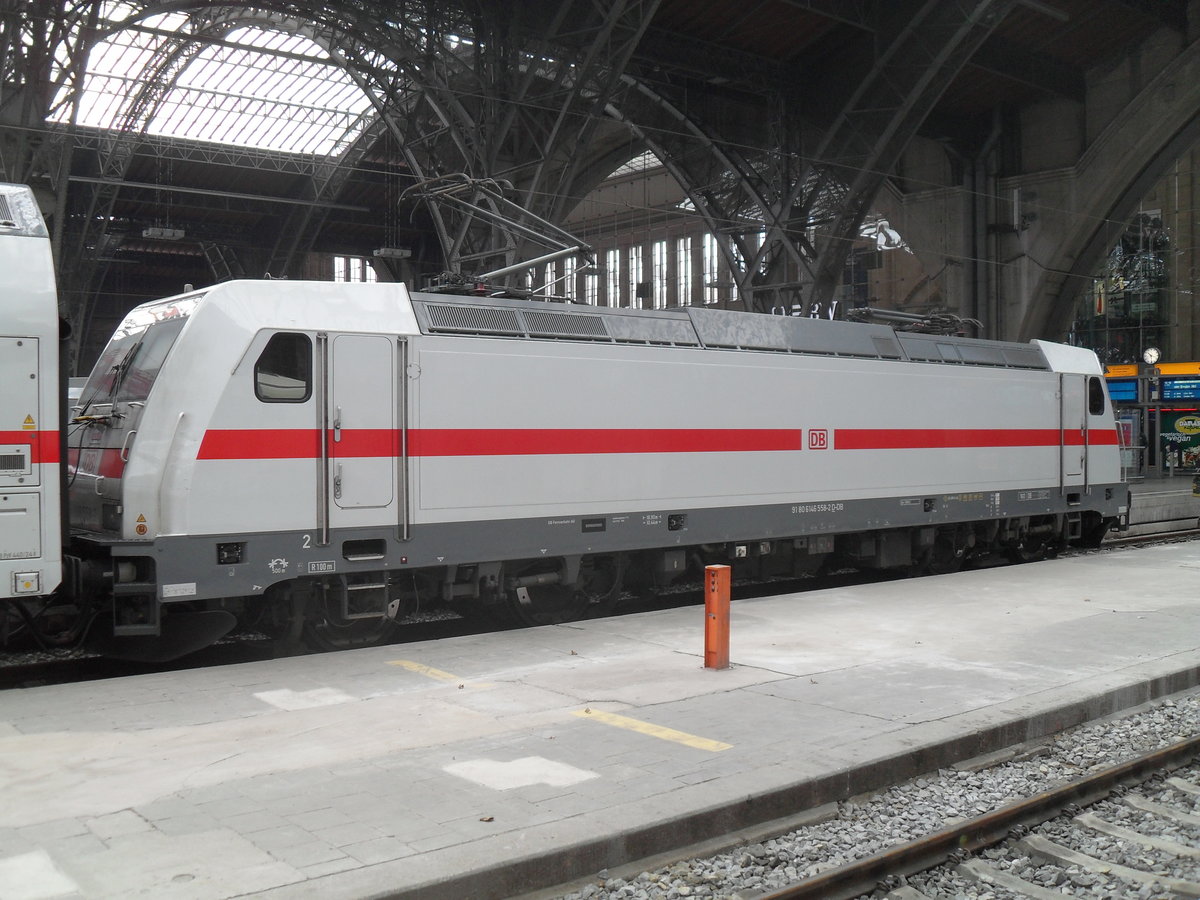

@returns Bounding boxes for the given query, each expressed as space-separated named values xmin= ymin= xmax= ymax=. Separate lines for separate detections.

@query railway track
xmin=755 ymin=736 xmax=1200 ymax=899
xmin=547 ymin=691 xmax=1200 ymax=900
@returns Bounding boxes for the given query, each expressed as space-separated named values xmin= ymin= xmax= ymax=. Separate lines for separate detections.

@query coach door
xmin=1060 ymin=373 xmax=1087 ymax=490
xmin=326 ymin=334 xmax=396 ymax=526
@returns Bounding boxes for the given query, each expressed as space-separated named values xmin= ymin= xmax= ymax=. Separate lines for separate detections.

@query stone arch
xmin=1020 ymin=37 xmax=1200 ymax=342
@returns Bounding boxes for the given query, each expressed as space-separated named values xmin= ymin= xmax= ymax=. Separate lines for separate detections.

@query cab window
xmin=255 ymin=333 xmax=312 ymax=402
xmin=1088 ymin=376 xmax=1106 ymax=416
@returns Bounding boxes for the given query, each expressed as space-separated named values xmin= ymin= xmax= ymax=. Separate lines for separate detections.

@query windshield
xmin=78 ymin=295 xmax=199 ymax=409
xmin=80 ymin=326 xmax=149 ymax=405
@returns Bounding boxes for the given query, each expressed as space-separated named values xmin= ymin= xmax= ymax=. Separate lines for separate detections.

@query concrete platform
xmin=1127 ymin=473 xmax=1200 ymax=534
xmin=4 ymin=540 xmax=1200 ymax=900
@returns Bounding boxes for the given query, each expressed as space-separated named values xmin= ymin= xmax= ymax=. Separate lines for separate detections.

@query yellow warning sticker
xmin=136 ymin=514 xmax=146 ymax=523
xmin=22 ymin=415 xmax=34 ymax=430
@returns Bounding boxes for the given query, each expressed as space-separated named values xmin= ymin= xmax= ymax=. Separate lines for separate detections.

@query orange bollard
xmin=704 ymin=564 xmax=731 ymax=670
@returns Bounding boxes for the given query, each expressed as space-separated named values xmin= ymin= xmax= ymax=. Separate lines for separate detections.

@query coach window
xmin=1088 ymin=376 xmax=1106 ymax=415
xmin=255 ymin=333 xmax=312 ymax=402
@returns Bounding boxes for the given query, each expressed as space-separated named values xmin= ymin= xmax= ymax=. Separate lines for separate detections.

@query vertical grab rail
xmin=1058 ymin=372 xmax=1065 ymax=497
xmin=316 ymin=331 xmax=330 ymax=546
xmin=1084 ymin=377 xmax=1091 ymax=492
xmin=397 ymin=337 xmax=410 ymax=542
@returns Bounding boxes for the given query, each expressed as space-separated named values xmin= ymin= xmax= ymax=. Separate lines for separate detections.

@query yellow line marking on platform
xmin=387 ymin=660 xmax=464 ymax=682
xmin=572 ymin=708 xmax=732 ymax=752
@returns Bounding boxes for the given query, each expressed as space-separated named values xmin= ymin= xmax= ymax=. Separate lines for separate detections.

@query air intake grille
xmin=427 ymin=304 xmax=522 ymax=334
xmin=0 ymin=195 xmax=12 ymax=226
xmin=0 ymin=453 xmax=25 ymax=471
xmin=523 ymin=310 xmax=609 ymax=338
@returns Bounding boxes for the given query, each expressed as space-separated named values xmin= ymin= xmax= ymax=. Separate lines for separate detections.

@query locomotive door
xmin=1060 ymin=374 xmax=1087 ymax=488
xmin=328 ymin=334 xmax=395 ymax=518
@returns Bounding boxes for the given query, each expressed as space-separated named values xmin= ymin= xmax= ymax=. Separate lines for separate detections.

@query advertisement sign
xmin=1161 ymin=412 xmax=1200 ymax=467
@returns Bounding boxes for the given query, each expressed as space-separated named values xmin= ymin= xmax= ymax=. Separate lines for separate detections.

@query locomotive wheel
xmin=505 ymin=556 xmax=625 ymax=627
xmin=507 ymin=583 xmax=591 ymax=627
xmin=923 ymin=533 xmax=964 ymax=575
xmin=1078 ymin=515 xmax=1113 ymax=549
xmin=1007 ymin=538 xmax=1047 ymax=564
xmin=304 ymin=616 xmax=400 ymax=652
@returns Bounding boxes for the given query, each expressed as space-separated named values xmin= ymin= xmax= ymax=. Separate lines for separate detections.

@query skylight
xmin=609 ymin=150 xmax=663 ymax=178
xmin=52 ymin=10 xmax=377 ymax=156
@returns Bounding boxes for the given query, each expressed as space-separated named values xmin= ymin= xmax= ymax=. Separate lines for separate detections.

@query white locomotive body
xmin=0 ymin=184 xmax=61 ymax=603
xmin=61 ymin=279 xmax=1127 ymax=653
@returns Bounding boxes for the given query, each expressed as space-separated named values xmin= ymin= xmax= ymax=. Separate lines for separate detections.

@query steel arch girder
xmin=807 ymin=0 xmax=1019 ymax=308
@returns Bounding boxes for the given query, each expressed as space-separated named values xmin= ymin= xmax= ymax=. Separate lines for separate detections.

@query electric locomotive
xmin=60 ymin=279 xmax=1126 ymax=658
xmin=0 ymin=179 xmax=1129 ymax=661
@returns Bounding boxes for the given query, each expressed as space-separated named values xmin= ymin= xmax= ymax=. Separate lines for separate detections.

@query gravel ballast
xmin=555 ymin=691 xmax=1200 ymax=900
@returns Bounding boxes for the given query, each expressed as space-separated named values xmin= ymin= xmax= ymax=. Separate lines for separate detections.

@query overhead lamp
xmin=373 ymin=247 xmax=412 ymax=259
xmin=142 ymin=226 xmax=185 ymax=240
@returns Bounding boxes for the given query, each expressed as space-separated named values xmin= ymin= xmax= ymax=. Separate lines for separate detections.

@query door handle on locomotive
xmin=333 ymin=406 xmax=342 ymax=443
xmin=334 ymin=463 xmax=342 ymax=500
xmin=120 ymin=430 xmax=137 ymax=462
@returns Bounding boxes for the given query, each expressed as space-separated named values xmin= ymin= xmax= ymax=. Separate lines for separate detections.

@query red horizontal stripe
xmin=194 ymin=427 xmax=1122 ymax=460
xmin=0 ymin=430 xmax=60 ymax=465
xmin=198 ymin=429 xmax=321 ymax=460
xmin=835 ymin=428 xmax=1120 ymax=450
xmin=65 ymin=447 xmax=124 ymax=478
xmin=407 ymin=428 xmax=803 ymax=456
xmin=196 ymin=428 xmax=802 ymax=459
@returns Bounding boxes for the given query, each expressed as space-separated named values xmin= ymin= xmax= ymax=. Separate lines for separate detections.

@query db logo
xmin=808 ymin=429 xmax=829 ymax=450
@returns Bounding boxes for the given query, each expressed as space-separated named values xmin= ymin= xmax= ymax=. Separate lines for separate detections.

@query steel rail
xmin=756 ymin=734 xmax=1200 ymax=900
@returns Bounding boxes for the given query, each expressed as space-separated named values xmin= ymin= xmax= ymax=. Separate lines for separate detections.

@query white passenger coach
xmin=0 ymin=184 xmax=61 ymax=604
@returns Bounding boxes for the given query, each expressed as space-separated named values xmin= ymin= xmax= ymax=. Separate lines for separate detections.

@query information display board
xmin=1162 ymin=377 xmax=1200 ymax=400
xmin=1107 ymin=378 xmax=1137 ymax=402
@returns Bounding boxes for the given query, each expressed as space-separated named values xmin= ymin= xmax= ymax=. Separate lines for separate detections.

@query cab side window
xmin=1088 ymin=376 xmax=1106 ymax=416
xmin=255 ymin=333 xmax=312 ymax=402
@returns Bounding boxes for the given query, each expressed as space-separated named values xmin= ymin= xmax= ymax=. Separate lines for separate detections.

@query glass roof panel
xmin=51 ymin=14 xmax=377 ymax=156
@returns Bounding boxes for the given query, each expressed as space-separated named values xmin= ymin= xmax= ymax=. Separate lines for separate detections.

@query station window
xmin=1088 ymin=376 xmax=1106 ymax=415
xmin=628 ymin=245 xmax=643 ymax=310
xmin=255 ymin=333 xmax=312 ymax=402
xmin=676 ymin=236 xmax=692 ymax=305
xmin=703 ymin=233 xmax=719 ymax=304
xmin=652 ymin=240 xmax=668 ymax=309
xmin=562 ymin=256 xmax=577 ymax=300
xmin=605 ymin=248 xmax=621 ymax=307
xmin=333 ymin=256 xmax=377 ymax=282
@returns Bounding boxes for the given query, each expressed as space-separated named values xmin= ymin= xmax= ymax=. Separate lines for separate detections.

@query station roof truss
xmin=0 ymin=0 xmax=1181 ymax=357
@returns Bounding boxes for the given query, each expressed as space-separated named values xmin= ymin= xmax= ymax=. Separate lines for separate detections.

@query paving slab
xmin=2 ymin=540 xmax=1200 ymax=899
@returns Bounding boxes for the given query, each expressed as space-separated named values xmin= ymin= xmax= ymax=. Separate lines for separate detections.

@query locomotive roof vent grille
xmin=1002 ymin=347 xmax=1048 ymax=368
xmin=414 ymin=297 xmax=705 ymax=346
xmin=426 ymin=304 xmax=522 ymax=335
xmin=896 ymin=333 xmax=1049 ymax=370
xmin=523 ymin=309 xmax=610 ymax=339
xmin=0 ymin=195 xmax=12 ymax=226
xmin=687 ymin=307 xmax=903 ymax=359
